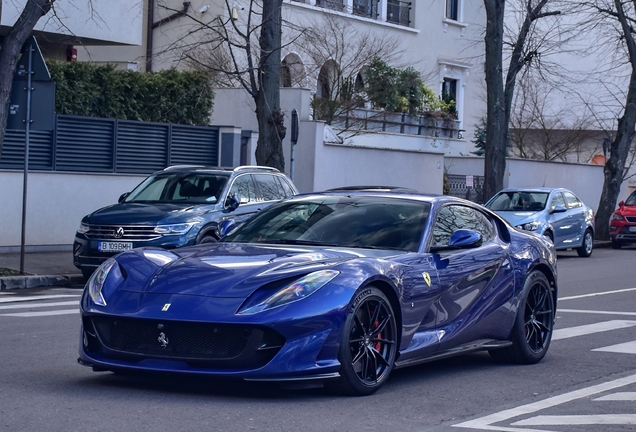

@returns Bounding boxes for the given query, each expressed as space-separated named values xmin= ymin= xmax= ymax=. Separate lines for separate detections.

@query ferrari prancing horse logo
xmin=422 ymin=272 xmax=431 ymax=287
xmin=161 ymin=303 xmax=171 ymax=311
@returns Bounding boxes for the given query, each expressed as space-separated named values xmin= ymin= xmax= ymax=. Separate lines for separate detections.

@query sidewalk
xmin=0 ymin=251 xmax=84 ymax=290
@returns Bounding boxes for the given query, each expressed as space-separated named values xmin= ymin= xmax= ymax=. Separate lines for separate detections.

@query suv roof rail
xmin=233 ymin=165 xmax=280 ymax=173
xmin=327 ymin=185 xmax=418 ymax=193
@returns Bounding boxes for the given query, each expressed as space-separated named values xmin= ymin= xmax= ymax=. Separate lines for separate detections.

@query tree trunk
xmin=254 ymin=0 xmax=286 ymax=171
xmin=483 ymin=0 xmax=507 ymax=201
xmin=0 ymin=0 xmax=53 ymax=157
xmin=595 ymin=69 xmax=636 ymax=239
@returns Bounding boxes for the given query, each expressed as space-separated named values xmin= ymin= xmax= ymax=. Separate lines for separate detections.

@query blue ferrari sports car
xmin=78 ymin=188 xmax=558 ymax=395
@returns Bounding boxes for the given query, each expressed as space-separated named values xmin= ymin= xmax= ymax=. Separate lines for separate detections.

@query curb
xmin=0 ymin=274 xmax=84 ymax=290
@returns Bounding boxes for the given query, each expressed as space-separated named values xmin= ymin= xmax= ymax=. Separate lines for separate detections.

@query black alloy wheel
xmin=490 ymin=271 xmax=554 ymax=364
xmin=327 ymin=287 xmax=397 ymax=396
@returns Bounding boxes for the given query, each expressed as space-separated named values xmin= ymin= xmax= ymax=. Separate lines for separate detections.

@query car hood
xmin=493 ymin=210 xmax=542 ymax=227
xmin=85 ymin=202 xmax=216 ymax=225
xmin=616 ymin=204 xmax=636 ymax=216
xmin=116 ymin=243 xmax=401 ymax=298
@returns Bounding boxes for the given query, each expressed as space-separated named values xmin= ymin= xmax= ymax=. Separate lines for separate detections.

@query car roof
xmin=155 ymin=165 xmax=281 ymax=175
xmin=497 ymin=187 xmax=570 ymax=194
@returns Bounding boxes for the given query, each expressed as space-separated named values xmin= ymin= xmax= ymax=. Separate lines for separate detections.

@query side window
xmin=229 ymin=175 xmax=256 ymax=204
xmin=432 ymin=205 xmax=494 ymax=248
xmin=563 ymin=191 xmax=582 ymax=209
xmin=550 ymin=192 xmax=565 ymax=210
xmin=276 ymin=176 xmax=295 ymax=198
xmin=254 ymin=174 xmax=284 ymax=201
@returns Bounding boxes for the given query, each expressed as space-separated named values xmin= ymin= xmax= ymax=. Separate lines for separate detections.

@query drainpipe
xmin=146 ymin=1 xmax=191 ymax=72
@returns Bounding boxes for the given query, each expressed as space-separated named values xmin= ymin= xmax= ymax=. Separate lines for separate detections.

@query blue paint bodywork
xmin=78 ymin=192 xmax=557 ymax=382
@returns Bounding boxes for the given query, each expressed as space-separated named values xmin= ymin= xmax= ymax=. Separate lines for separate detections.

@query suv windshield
xmin=626 ymin=191 xmax=636 ymax=206
xmin=223 ymin=196 xmax=430 ymax=252
xmin=486 ymin=191 xmax=549 ymax=212
xmin=125 ymin=173 xmax=229 ymax=204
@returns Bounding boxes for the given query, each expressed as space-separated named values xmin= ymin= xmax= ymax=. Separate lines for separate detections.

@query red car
xmin=610 ymin=190 xmax=636 ymax=248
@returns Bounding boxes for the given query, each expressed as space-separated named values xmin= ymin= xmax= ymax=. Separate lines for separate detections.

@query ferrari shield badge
xmin=161 ymin=303 xmax=171 ymax=312
xmin=422 ymin=272 xmax=431 ymax=287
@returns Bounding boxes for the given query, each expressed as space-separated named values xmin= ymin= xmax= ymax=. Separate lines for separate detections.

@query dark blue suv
xmin=73 ymin=165 xmax=298 ymax=279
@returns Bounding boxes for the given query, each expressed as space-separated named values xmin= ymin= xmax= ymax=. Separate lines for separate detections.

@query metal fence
xmin=0 ymin=114 xmax=220 ymax=174
xmin=447 ymin=174 xmax=485 ymax=204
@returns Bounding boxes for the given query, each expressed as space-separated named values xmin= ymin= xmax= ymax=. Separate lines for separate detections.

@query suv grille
xmin=85 ymin=224 xmax=158 ymax=240
xmin=626 ymin=216 xmax=636 ymax=223
xmin=85 ymin=316 xmax=285 ymax=369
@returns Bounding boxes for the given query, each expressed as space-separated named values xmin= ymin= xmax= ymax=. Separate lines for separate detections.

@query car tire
xmin=326 ymin=286 xmax=397 ymax=396
xmin=576 ymin=229 xmax=593 ymax=257
xmin=611 ymin=239 xmax=622 ymax=249
xmin=489 ymin=271 xmax=554 ymax=364
xmin=544 ymin=231 xmax=554 ymax=243
xmin=197 ymin=234 xmax=218 ymax=244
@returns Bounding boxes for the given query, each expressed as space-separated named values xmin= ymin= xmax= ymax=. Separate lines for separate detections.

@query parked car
xmin=484 ymin=187 xmax=595 ymax=257
xmin=78 ymin=189 xmax=557 ymax=396
xmin=610 ymin=189 xmax=636 ymax=249
xmin=73 ymin=165 xmax=298 ymax=280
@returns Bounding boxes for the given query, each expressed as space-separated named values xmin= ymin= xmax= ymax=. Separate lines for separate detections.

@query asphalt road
xmin=1 ymin=246 xmax=635 ymax=432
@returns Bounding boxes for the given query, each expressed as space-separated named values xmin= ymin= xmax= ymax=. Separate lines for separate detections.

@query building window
xmin=442 ymin=78 xmax=457 ymax=106
xmin=387 ymin=0 xmax=411 ymax=26
xmin=446 ymin=0 xmax=459 ymax=21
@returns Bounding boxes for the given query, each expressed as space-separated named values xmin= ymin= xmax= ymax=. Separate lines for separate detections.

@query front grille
xmin=85 ymin=316 xmax=285 ymax=369
xmin=85 ymin=224 xmax=158 ymax=240
xmin=626 ymin=216 xmax=636 ymax=223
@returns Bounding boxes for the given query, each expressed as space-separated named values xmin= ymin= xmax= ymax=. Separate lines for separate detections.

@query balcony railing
xmin=387 ymin=0 xmax=411 ymax=26
xmin=315 ymin=0 xmax=344 ymax=12
xmin=352 ymin=0 xmax=377 ymax=18
xmin=291 ymin=0 xmax=411 ymax=28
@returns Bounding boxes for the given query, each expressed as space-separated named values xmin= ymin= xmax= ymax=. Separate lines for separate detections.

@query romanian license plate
xmin=98 ymin=242 xmax=133 ymax=252
xmin=629 ymin=226 xmax=636 ymax=233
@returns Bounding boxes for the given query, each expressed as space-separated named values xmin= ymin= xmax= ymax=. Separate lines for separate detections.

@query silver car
xmin=484 ymin=187 xmax=595 ymax=257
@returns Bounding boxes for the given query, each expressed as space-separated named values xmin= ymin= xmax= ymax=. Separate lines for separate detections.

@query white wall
xmin=0 ymin=171 xmax=145 ymax=250
xmin=1 ymin=0 xmax=143 ymax=45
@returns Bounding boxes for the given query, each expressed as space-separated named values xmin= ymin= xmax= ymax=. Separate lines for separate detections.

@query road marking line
xmin=594 ymin=392 xmax=636 ymax=401
xmin=452 ymin=373 xmax=636 ymax=431
xmin=593 ymin=340 xmax=636 ymax=355
xmin=0 ymin=309 xmax=78 ymax=317
xmin=557 ymin=309 xmax=636 ymax=317
xmin=552 ymin=320 xmax=636 ymax=341
xmin=0 ymin=294 xmax=80 ymax=304
xmin=0 ymin=301 xmax=79 ymax=310
xmin=559 ymin=287 xmax=636 ymax=301
xmin=511 ymin=414 xmax=636 ymax=426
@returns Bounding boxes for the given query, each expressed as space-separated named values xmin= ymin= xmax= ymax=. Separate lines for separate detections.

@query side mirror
xmin=118 ymin=192 xmax=130 ymax=203
xmin=618 ymin=200 xmax=625 ymax=208
xmin=218 ymin=219 xmax=237 ymax=238
xmin=431 ymin=229 xmax=482 ymax=252
xmin=550 ymin=205 xmax=567 ymax=214
xmin=225 ymin=193 xmax=241 ymax=211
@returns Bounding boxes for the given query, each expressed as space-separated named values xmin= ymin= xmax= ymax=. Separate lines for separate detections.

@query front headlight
xmin=238 ymin=269 xmax=339 ymax=315
xmin=611 ymin=214 xmax=624 ymax=221
xmin=517 ymin=221 xmax=541 ymax=231
xmin=87 ymin=258 xmax=117 ymax=306
xmin=154 ymin=222 xmax=195 ymax=235
xmin=77 ymin=222 xmax=90 ymax=234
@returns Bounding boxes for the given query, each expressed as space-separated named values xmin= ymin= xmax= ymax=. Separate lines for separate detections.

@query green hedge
xmin=47 ymin=61 xmax=214 ymax=126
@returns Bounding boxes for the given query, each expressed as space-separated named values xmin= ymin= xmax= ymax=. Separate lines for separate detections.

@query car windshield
xmin=626 ymin=191 xmax=636 ymax=206
xmin=223 ymin=196 xmax=430 ymax=252
xmin=125 ymin=173 xmax=229 ymax=204
xmin=486 ymin=191 xmax=549 ymax=212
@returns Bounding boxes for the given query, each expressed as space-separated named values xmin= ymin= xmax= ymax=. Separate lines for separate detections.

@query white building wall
xmin=1 ymin=0 xmax=144 ymax=45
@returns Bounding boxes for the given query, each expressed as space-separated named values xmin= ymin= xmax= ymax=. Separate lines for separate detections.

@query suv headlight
xmin=611 ymin=214 xmax=624 ymax=221
xmin=155 ymin=222 xmax=195 ymax=235
xmin=238 ymin=270 xmax=339 ymax=315
xmin=77 ymin=222 xmax=90 ymax=234
xmin=517 ymin=221 xmax=541 ymax=231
